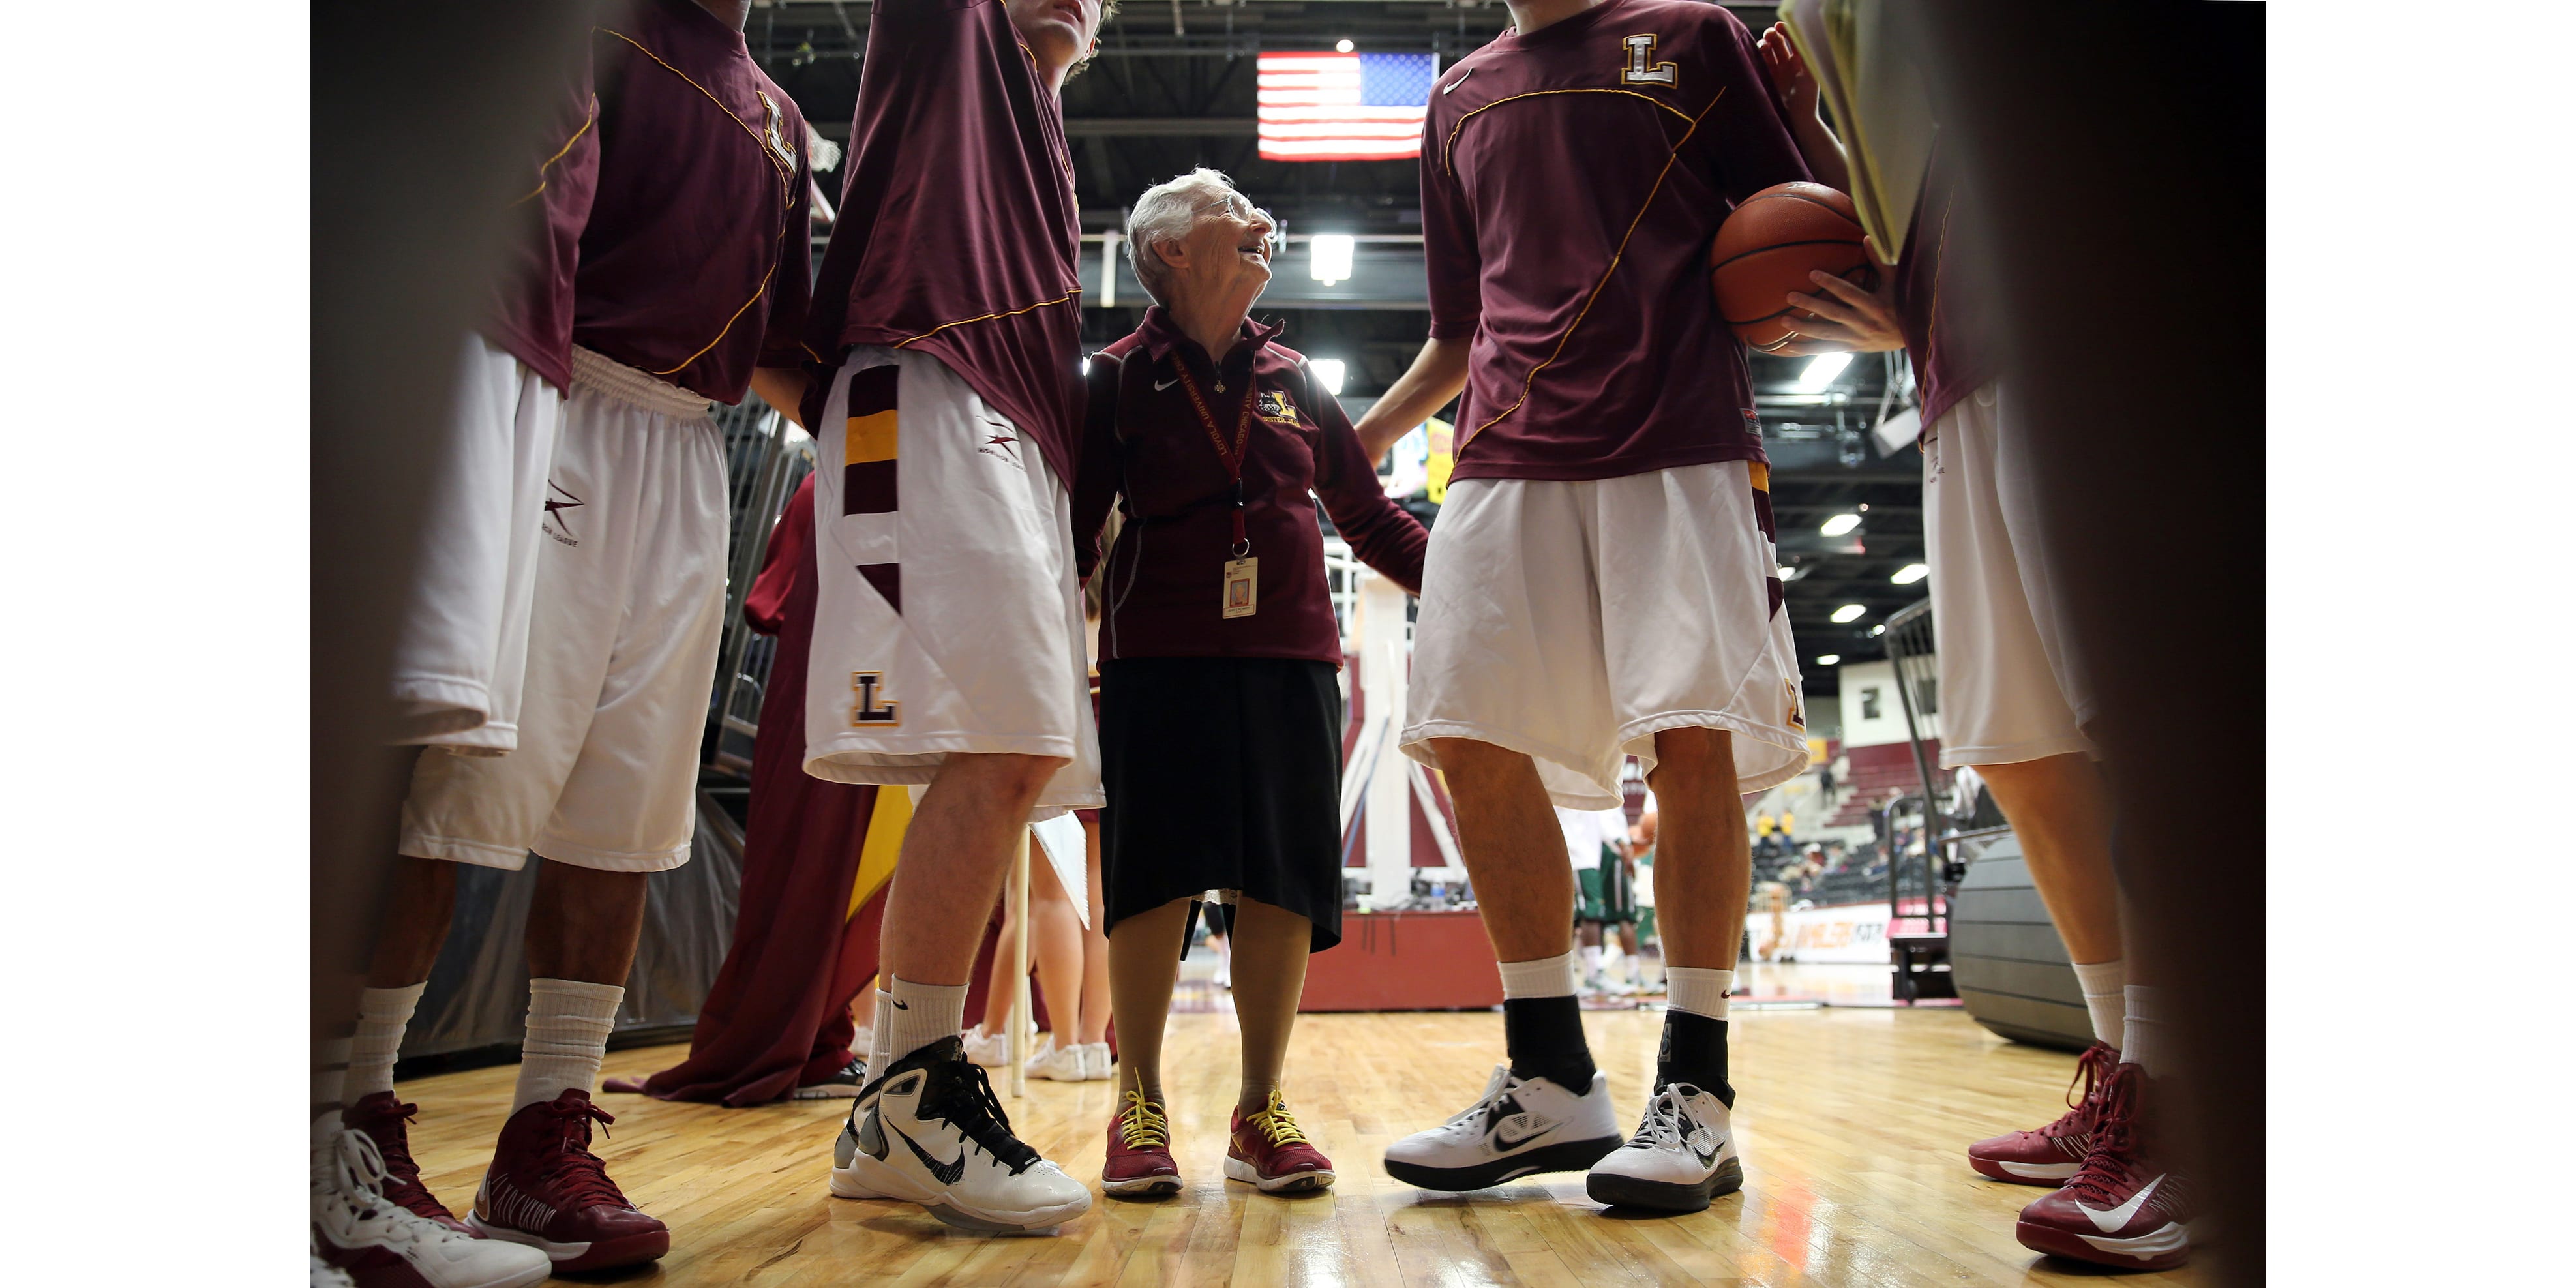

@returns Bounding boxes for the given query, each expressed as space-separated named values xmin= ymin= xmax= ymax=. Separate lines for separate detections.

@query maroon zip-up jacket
xmin=1073 ymin=308 xmax=1427 ymax=665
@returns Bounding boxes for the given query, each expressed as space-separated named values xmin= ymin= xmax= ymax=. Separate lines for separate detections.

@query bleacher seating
xmin=1824 ymin=740 xmax=1942 ymax=828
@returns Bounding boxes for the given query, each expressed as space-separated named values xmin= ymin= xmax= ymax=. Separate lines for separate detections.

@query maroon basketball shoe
xmin=1968 ymin=1041 xmax=2117 ymax=1186
xmin=1103 ymin=1090 xmax=1182 ymax=1198
xmin=1225 ymin=1091 xmax=1335 ymax=1194
xmin=467 ymin=1090 xmax=670 ymax=1272
xmin=2015 ymin=1064 xmax=2193 ymax=1272
xmin=343 ymin=1092 xmax=472 ymax=1232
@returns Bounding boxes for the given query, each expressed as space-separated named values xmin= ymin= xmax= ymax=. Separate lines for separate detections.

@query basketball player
xmin=339 ymin=1 xmax=814 ymax=1274
xmin=756 ymin=0 xmax=1113 ymax=1236
xmin=1355 ymin=0 xmax=1817 ymax=1215
xmin=1756 ymin=23 xmax=2191 ymax=1270
xmin=312 ymin=35 xmax=595 ymax=1288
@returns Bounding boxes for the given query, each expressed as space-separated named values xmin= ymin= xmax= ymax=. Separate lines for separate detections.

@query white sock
xmin=2120 ymin=984 xmax=2165 ymax=1077
xmin=511 ymin=978 xmax=623 ymax=1114
xmin=883 ymin=976 xmax=969 ymax=1065
xmin=850 ymin=1026 xmax=873 ymax=1068
xmin=1665 ymin=967 xmax=1733 ymax=1021
xmin=2069 ymin=959 xmax=2127 ymax=1049
xmin=866 ymin=988 xmax=896 ymax=1076
xmin=313 ymin=1036 xmax=352 ymax=1118
xmin=1580 ymin=944 xmax=1604 ymax=976
xmin=1496 ymin=950 xmax=1578 ymax=1000
xmin=348 ymin=983 xmax=426 ymax=1101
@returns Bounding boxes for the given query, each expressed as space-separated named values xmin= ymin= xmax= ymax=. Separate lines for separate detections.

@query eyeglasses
xmin=1195 ymin=193 xmax=1287 ymax=257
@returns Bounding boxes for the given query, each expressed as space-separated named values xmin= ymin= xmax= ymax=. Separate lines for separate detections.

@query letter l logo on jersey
xmin=1621 ymin=34 xmax=1677 ymax=87
xmin=852 ymin=671 xmax=901 ymax=727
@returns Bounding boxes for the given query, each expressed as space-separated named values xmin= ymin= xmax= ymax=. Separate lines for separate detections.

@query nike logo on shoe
xmin=2078 ymin=1174 xmax=2163 ymax=1232
xmin=891 ymin=1120 xmax=966 ymax=1185
xmin=1490 ymin=1124 xmax=1551 ymax=1152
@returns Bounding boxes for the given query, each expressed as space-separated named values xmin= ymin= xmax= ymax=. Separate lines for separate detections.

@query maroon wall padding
xmin=1301 ymin=910 xmax=1504 ymax=1011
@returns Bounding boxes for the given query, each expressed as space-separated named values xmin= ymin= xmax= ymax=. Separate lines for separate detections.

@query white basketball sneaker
xmin=1383 ymin=1066 xmax=1623 ymax=1191
xmin=309 ymin=1113 xmax=554 ymax=1288
xmin=1585 ymin=1082 xmax=1743 ymax=1212
xmin=1081 ymin=1042 xmax=1114 ymax=1081
xmin=1026 ymin=1037 xmax=1088 ymax=1082
xmin=830 ymin=1036 xmax=1092 ymax=1233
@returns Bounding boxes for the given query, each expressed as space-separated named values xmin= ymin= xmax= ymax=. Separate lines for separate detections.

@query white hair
xmin=1124 ymin=168 xmax=1244 ymax=307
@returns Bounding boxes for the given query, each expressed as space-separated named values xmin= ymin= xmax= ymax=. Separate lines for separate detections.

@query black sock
xmin=1656 ymin=1011 xmax=1734 ymax=1107
xmin=1503 ymin=996 xmax=1596 ymax=1092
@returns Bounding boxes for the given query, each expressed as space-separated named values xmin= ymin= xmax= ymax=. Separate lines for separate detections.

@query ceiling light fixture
xmin=1890 ymin=563 xmax=1928 ymax=584
xmin=1793 ymin=352 xmax=1852 ymax=391
xmin=1336 ymin=38 xmax=1355 ymax=52
xmin=1820 ymin=513 xmax=1861 ymax=536
xmin=1870 ymin=623 xmax=1886 ymax=636
xmin=1831 ymin=603 xmax=1866 ymax=623
xmin=1310 ymin=233 xmax=1355 ymax=286
xmin=1814 ymin=653 xmax=1840 ymax=666
xmin=1311 ymin=359 xmax=1347 ymax=394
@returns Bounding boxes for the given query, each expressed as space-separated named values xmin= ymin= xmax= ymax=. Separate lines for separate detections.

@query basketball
xmin=1709 ymin=181 xmax=1877 ymax=353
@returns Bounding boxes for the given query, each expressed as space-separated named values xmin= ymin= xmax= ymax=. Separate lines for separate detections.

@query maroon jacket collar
xmin=1137 ymin=304 xmax=1285 ymax=367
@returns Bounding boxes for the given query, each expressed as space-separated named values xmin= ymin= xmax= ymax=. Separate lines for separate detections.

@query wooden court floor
xmin=397 ymin=1007 xmax=2206 ymax=1287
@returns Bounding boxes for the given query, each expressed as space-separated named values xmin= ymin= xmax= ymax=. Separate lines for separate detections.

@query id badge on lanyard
xmin=1172 ymin=356 xmax=1262 ymax=620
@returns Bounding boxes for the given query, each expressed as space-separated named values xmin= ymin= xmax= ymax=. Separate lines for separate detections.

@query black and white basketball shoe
xmin=1382 ymin=1066 xmax=1623 ymax=1191
xmin=1585 ymin=1082 xmax=1743 ymax=1212
xmin=828 ymin=1036 xmax=1091 ymax=1233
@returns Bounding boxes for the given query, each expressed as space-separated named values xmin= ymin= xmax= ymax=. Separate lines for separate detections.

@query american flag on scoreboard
xmin=1256 ymin=52 xmax=1437 ymax=162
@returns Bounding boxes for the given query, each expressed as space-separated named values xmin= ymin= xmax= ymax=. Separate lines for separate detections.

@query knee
xmin=1647 ymin=726 xmax=1733 ymax=783
xmin=1429 ymin=737 xmax=1524 ymax=784
xmin=953 ymin=751 xmax=1070 ymax=799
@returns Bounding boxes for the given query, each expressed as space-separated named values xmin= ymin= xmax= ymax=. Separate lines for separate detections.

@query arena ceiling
xmin=748 ymin=0 xmax=1926 ymax=685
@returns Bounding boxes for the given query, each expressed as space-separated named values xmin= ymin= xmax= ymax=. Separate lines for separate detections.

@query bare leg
xmin=1645 ymin=728 xmax=1750 ymax=971
xmin=366 ymin=856 xmax=461 ymax=988
xmin=1227 ymin=897 xmax=1311 ymax=1113
xmin=1026 ymin=837 xmax=1085 ymax=1043
xmin=526 ymin=861 xmax=650 ymax=985
xmin=1427 ymin=738 xmax=1573 ymax=962
xmin=880 ymin=753 xmax=1066 ymax=986
xmin=1975 ymin=754 xmax=2121 ymax=962
xmin=980 ymin=888 xmax=1021 ymax=1038
xmin=1076 ymin=818 xmax=1113 ymax=1045
xmin=1105 ymin=897 xmax=1193 ymax=1100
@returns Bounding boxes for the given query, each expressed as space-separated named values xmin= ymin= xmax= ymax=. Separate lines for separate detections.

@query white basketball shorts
xmin=387 ymin=333 xmax=562 ymax=751
xmin=803 ymin=346 xmax=1101 ymax=819
xmin=399 ymin=347 xmax=729 ymax=872
xmin=1400 ymin=460 xmax=1809 ymax=810
xmin=1924 ymin=380 xmax=2099 ymax=766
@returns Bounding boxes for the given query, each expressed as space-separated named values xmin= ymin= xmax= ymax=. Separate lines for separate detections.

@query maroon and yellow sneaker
xmin=466 ymin=1090 xmax=670 ymax=1272
xmin=2015 ymin=1064 xmax=2193 ymax=1271
xmin=1102 ymin=1090 xmax=1182 ymax=1198
xmin=1224 ymin=1091 xmax=1334 ymax=1194
xmin=1969 ymin=1041 xmax=2118 ymax=1186
xmin=342 ymin=1092 xmax=472 ymax=1233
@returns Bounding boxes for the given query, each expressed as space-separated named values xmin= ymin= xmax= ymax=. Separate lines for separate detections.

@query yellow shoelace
xmin=1247 ymin=1090 xmax=1310 ymax=1147
xmin=1118 ymin=1090 xmax=1170 ymax=1148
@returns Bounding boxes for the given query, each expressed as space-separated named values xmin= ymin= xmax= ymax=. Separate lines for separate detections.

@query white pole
xmin=1356 ymin=567 xmax=1414 ymax=910
xmin=1010 ymin=828 xmax=1032 ymax=1099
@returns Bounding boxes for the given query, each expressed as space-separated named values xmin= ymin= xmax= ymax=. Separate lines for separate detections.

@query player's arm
xmin=1351 ymin=108 xmax=1482 ymax=464
xmin=1312 ymin=377 xmax=1430 ymax=593
xmin=1757 ymin=22 xmax=1850 ymax=194
xmin=1350 ymin=338 xmax=1470 ymax=465
xmin=750 ymin=367 xmax=812 ymax=428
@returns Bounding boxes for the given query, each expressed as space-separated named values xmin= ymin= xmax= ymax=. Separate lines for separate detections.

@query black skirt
xmin=1100 ymin=657 xmax=1345 ymax=952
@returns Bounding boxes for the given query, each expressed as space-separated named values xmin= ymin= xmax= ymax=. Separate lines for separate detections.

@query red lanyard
xmin=1169 ymin=356 xmax=1260 ymax=554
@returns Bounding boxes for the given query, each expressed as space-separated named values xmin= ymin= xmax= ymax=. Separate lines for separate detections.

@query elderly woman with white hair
xmin=1070 ymin=168 xmax=1428 ymax=1200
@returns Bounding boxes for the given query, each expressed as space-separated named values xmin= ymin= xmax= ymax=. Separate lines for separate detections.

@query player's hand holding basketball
xmin=1785 ymin=236 xmax=1905 ymax=353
